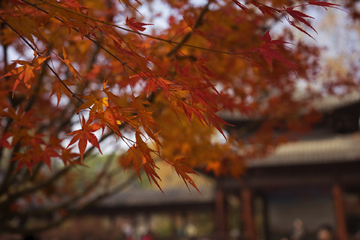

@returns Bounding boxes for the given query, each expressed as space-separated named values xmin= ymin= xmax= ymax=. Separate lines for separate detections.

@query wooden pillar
xmin=215 ymin=187 xmax=227 ymax=239
xmin=262 ymin=194 xmax=270 ymax=240
xmin=332 ymin=183 xmax=348 ymax=240
xmin=242 ymin=188 xmax=257 ymax=240
xmin=170 ymin=213 xmax=177 ymax=239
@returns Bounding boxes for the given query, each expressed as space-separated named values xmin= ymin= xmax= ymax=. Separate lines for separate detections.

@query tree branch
xmin=0 ymin=130 xmax=114 ymax=208
xmin=0 ymin=17 xmax=84 ymax=105
xmin=167 ymin=1 xmax=211 ymax=57
xmin=21 ymin=0 xmax=245 ymax=59
xmin=24 ymin=43 xmax=53 ymax=112
xmin=0 ymin=171 xmax=138 ymax=235
xmin=12 ymin=154 xmax=116 ymax=218
xmin=0 ymin=142 xmax=21 ymax=196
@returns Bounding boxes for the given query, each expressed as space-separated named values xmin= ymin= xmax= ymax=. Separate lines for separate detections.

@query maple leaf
xmin=12 ymin=153 xmax=34 ymax=174
xmin=77 ymin=94 xmax=109 ymax=116
xmin=67 ymin=116 xmax=102 ymax=163
xmin=259 ymin=31 xmax=289 ymax=48
xmin=289 ymin=20 xmax=317 ymax=41
xmin=0 ymin=55 xmax=48 ymax=96
xmin=135 ymin=131 xmax=154 ymax=162
xmin=40 ymin=146 xmax=61 ymax=170
xmin=196 ymin=58 xmax=223 ymax=91
xmin=251 ymin=1 xmax=282 ymax=19
xmin=285 ymin=7 xmax=317 ymax=36
xmin=174 ymin=158 xmax=200 ymax=193
xmin=50 ymin=80 xmax=75 ymax=107
xmin=124 ymin=145 xmax=143 ymax=179
xmin=101 ymin=107 xmax=123 ymax=135
xmin=6 ymin=105 xmax=39 ymax=130
xmin=118 ymin=0 xmax=142 ymax=14
xmin=0 ymin=0 xmax=353 ymax=234
xmin=308 ymin=0 xmax=342 ymax=10
xmin=177 ymin=100 xmax=193 ymax=123
xmin=61 ymin=148 xmax=81 ymax=166
xmin=103 ymin=81 xmax=123 ymax=107
xmin=255 ymin=42 xmax=298 ymax=71
xmin=205 ymin=110 xmax=230 ymax=139
xmin=6 ymin=0 xmax=25 ymax=6
xmin=21 ymin=132 xmax=46 ymax=149
xmin=62 ymin=0 xmax=89 ymax=14
xmin=62 ymin=45 xmax=82 ymax=81
xmin=126 ymin=17 xmax=152 ymax=33
xmin=143 ymin=161 xmax=163 ymax=194
xmin=256 ymin=31 xmax=298 ymax=71
xmin=233 ymin=0 xmax=252 ymax=16
xmin=12 ymin=64 xmax=34 ymax=96
xmin=131 ymin=96 xmax=160 ymax=140
xmin=11 ymin=149 xmax=39 ymax=174
xmin=4 ymin=14 xmax=48 ymax=50
xmin=0 ymin=132 xmax=12 ymax=149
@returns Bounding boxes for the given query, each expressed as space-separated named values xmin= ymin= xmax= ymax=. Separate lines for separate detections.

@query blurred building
xmin=218 ymin=92 xmax=360 ymax=240
xmin=85 ymin=93 xmax=360 ymax=240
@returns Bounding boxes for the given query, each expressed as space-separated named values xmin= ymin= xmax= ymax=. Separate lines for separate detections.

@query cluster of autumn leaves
xmin=0 ymin=0 xmax=341 ymax=191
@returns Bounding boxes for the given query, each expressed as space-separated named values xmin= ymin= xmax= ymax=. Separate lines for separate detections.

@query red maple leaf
xmin=61 ymin=148 xmax=81 ymax=167
xmin=0 ymin=132 xmax=12 ymax=149
xmin=285 ymin=7 xmax=317 ymax=37
xmin=40 ymin=146 xmax=61 ymax=170
xmin=251 ymin=1 xmax=282 ymax=20
xmin=308 ymin=0 xmax=342 ymax=10
xmin=67 ymin=116 xmax=102 ymax=162
xmin=233 ymin=0 xmax=252 ymax=16
xmin=126 ymin=17 xmax=152 ymax=33
xmin=259 ymin=30 xmax=289 ymax=48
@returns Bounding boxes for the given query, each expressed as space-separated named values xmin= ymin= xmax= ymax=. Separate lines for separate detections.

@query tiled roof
xmin=100 ymin=184 xmax=216 ymax=208
xmin=248 ymin=132 xmax=360 ymax=167
xmin=219 ymin=91 xmax=360 ymax=121
xmin=311 ymin=91 xmax=360 ymax=112
xmin=98 ymin=132 xmax=360 ymax=209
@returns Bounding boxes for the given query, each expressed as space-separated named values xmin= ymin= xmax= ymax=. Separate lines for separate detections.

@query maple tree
xmin=0 ymin=0 xmax=355 ymax=235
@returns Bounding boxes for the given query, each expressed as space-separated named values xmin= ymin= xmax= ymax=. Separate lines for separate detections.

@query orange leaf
xmin=135 ymin=131 xmax=153 ymax=161
xmin=62 ymin=45 xmax=82 ymax=81
xmin=61 ymin=148 xmax=81 ymax=167
xmin=124 ymin=146 xmax=142 ymax=179
xmin=143 ymin=161 xmax=163 ymax=194
xmin=77 ymin=94 xmax=109 ymax=116
xmin=174 ymin=158 xmax=200 ymax=194
xmin=50 ymin=80 xmax=75 ymax=107
xmin=1 ymin=62 xmax=33 ymax=97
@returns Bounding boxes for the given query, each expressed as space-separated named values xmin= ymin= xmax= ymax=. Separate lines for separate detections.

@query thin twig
xmin=25 ymin=0 xmax=246 ymax=57
xmin=0 ymin=131 xmax=114 ymax=208
xmin=167 ymin=1 xmax=211 ymax=57
xmin=0 ymin=171 xmax=138 ymax=235
xmin=12 ymin=154 xmax=116 ymax=218
xmin=0 ymin=16 xmax=84 ymax=105
xmin=20 ymin=0 xmax=140 ymax=74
